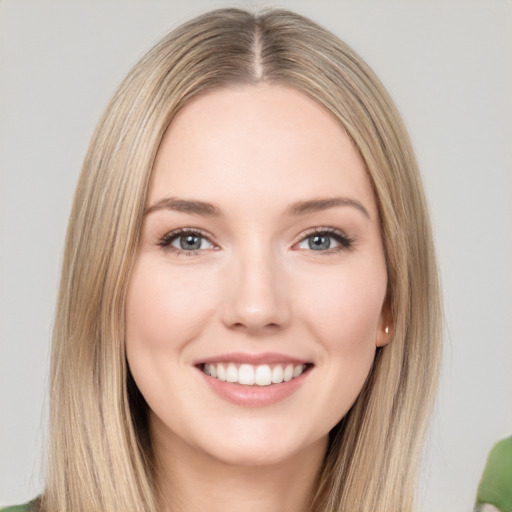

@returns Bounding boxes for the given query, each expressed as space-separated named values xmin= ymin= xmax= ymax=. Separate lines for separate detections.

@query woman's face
xmin=126 ymin=84 xmax=389 ymax=467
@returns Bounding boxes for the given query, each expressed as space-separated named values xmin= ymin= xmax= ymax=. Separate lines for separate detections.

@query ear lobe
xmin=376 ymin=298 xmax=392 ymax=347
xmin=376 ymin=322 xmax=392 ymax=347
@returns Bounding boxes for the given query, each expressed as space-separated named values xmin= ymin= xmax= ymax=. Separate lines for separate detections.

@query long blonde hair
xmin=41 ymin=8 xmax=441 ymax=512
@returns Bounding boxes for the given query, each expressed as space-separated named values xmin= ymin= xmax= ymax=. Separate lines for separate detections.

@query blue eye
xmin=296 ymin=229 xmax=353 ymax=252
xmin=305 ymin=234 xmax=334 ymax=250
xmin=159 ymin=230 xmax=214 ymax=253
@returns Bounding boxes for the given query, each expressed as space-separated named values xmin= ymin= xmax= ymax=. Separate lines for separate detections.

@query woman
xmin=3 ymin=7 xmax=441 ymax=512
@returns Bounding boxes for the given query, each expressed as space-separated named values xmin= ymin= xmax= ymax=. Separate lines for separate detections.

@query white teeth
xmin=238 ymin=364 xmax=255 ymax=385
xmin=293 ymin=365 xmax=303 ymax=378
xmin=283 ymin=364 xmax=294 ymax=382
xmin=202 ymin=362 xmax=307 ymax=386
xmin=216 ymin=363 xmax=226 ymax=381
xmin=255 ymin=365 xmax=272 ymax=386
xmin=271 ymin=365 xmax=284 ymax=384
xmin=226 ymin=363 xmax=238 ymax=383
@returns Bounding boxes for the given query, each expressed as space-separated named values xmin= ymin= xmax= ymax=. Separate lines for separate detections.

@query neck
xmin=151 ymin=419 xmax=327 ymax=512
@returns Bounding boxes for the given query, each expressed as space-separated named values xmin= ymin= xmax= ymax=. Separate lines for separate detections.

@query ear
xmin=376 ymin=298 xmax=393 ymax=348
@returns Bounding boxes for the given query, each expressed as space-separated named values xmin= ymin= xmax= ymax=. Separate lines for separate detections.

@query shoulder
xmin=1 ymin=502 xmax=34 ymax=512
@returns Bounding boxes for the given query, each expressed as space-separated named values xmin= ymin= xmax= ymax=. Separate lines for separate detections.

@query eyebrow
xmin=145 ymin=197 xmax=221 ymax=216
xmin=287 ymin=197 xmax=370 ymax=219
xmin=145 ymin=196 xmax=369 ymax=219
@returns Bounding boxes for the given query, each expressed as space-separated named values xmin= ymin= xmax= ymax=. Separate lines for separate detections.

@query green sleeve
xmin=1 ymin=505 xmax=31 ymax=512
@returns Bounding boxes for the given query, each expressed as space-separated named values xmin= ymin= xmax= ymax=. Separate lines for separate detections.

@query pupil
xmin=309 ymin=235 xmax=330 ymax=250
xmin=180 ymin=234 xmax=201 ymax=250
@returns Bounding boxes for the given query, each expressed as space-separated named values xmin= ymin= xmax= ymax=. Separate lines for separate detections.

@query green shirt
xmin=1 ymin=504 xmax=31 ymax=511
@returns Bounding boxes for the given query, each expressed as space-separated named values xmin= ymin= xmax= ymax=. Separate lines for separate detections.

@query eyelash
xmin=157 ymin=227 xmax=354 ymax=256
xmin=295 ymin=227 xmax=355 ymax=254
xmin=157 ymin=228 xmax=216 ymax=257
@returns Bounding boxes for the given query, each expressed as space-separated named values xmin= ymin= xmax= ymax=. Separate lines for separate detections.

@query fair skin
xmin=126 ymin=84 xmax=389 ymax=512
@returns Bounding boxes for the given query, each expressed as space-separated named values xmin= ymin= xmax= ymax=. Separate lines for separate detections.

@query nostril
xmin=229 ymin=321 xmax=282 ymax=332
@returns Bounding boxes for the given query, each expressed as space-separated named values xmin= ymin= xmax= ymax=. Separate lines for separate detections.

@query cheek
xmin=318 ymin=280 xmax=380 ymax=381
xmin=293 ymin=261 xmax=386 ymax=419
xmin=125 ymin=259 xmax=215 ymax=353
xmin=124 ymin=258 xmax=218 ymax=417
xmin=296 ymin=265 xmax=386 ymax=351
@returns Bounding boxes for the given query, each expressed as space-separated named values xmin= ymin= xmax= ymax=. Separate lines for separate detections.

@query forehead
xmin=149 ymin=84 xmax=377 ymax=218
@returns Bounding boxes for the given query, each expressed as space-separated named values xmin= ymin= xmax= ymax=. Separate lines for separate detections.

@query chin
xmin=193 ymin=419 xmax=327 ymax=468
xmin=207 ymin=442 xmax=295 ymax=467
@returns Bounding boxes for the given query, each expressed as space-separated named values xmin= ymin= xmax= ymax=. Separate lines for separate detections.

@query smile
xmin=202 ymin=362 xmax=308 ymax=386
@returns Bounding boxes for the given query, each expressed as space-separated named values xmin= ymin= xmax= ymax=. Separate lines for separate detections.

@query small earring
xmin=384 ymin=326 xmax=389 ymax=334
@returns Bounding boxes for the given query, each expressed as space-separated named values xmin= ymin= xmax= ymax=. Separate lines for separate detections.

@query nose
xmin=220 ymin=246 xmax=291 ymax=334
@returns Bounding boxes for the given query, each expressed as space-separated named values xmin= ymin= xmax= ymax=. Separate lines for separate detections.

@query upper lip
xmin=194 ymin=352 xmax=311 ymax=366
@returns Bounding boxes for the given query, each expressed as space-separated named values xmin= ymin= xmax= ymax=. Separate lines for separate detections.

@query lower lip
xmin=198 ymin=367 xmax=310 ymax=407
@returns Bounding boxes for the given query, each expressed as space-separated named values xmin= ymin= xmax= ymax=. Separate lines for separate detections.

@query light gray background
xmin=1 ymin=1 xmax=511 ymax=510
